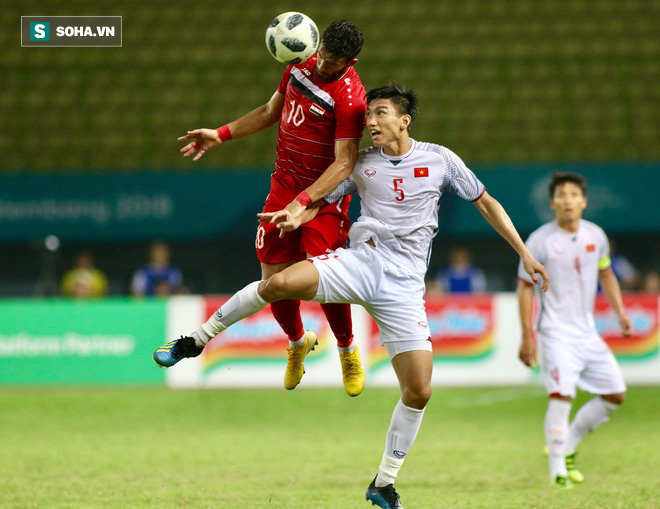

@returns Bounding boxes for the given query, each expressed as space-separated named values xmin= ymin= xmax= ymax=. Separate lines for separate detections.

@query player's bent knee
xmin=261 ymin=272 xmax=295 ymax=301
xmin=419 ymin=385 xmax=432 ymax=405
xmin=603 ymin=392 xmax=626 ymax=405
xmin=403 ymin=385 xmax=432 ymax=410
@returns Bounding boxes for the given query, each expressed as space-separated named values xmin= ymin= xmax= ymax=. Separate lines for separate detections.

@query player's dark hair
xmin=366 ymin=83 xmax=418 ymax=128
xmin=549 ymin=172 xmax=587 ymax=198
xmin=321 ymin=20 xmax=364 ymax=60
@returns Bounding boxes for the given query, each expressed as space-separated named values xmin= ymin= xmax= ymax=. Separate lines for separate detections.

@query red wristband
xmin=216 ymin=125 xmax=233 ymax=142
xmin=295 ymin=190 xmax=312 ymax=207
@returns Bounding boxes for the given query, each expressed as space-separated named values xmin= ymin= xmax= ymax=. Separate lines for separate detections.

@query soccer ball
xmin=265 ymin=12 xmax=319 ymax=64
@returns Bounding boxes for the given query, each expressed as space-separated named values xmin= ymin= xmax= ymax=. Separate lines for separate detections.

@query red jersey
xmin=275 ymin=55 xmax=367 ymax=190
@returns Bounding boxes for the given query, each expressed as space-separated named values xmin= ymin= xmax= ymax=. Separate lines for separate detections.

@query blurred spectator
xmin=429 ymin=246 xmax=487 ymax=294
xmin=608 ymin=237 xmax=640 ymax=291
xmin=61 ymin=251 xmax=109 ymax=298
xmin=131 ymin=241 xmax=184 ymax=296
xmin=641 ymin=271 xmax=660 ymax=294
xmin=424 ymin=279 xmax=444 ymax=296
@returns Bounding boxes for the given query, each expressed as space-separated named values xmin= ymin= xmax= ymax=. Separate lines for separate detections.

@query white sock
xmin=191 ymin=281 xmax=267 ymax=347
xmin=376 ymin=454 xmax=404 ymax=488
xmin=566 ymin=396 xmax=619 ymax=454
xmin=337 ymin=341 xmax=356 ymax=354
xmin=191 ymin=328 xmax=212 ymax=347
xmin=545 ymin=399 xmax=571 ymax=479
xmin=288 ymin=331 xmax=306 ymax=349
xmin=376 ymin=399 xmax=425 ymax=487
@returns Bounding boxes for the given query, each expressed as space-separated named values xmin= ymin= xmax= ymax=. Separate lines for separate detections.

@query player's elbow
xmin=262 ymin=111 xmax=280 ymax=128
xmin=334 ymin=158 xmax=356 ymax=179
xmin=333 ymin=145 xmax=359 ymax=175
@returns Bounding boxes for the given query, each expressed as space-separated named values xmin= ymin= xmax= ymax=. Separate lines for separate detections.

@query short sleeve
xmin=439 ymin=147 xmax=485 ymax=202
xmin=277 ymin=66 xmax=294 ymax=95
xmin=334 ymin=88 xmax=367 ymax=140
xmin=324 ymin=176 xmax=357 ymax=204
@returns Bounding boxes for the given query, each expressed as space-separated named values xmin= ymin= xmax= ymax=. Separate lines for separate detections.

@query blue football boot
xmin=153 ymin=336 xmax=203 ymax=367
xmin=366 ymin=476 xmax=403 ymax=509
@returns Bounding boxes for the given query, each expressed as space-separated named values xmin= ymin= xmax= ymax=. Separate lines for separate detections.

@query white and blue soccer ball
xmin=265 ymin=12 xmax=319 ymax=64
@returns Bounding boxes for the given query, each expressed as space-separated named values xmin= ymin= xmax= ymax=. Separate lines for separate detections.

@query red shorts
xmin=256 ymin=171 xmax=352 ymax=264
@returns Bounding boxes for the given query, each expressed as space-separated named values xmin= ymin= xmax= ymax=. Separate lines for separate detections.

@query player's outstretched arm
xmin=178 ymin=91 xmax=285 ymax=162
xmin=473 ymin=191 xmax=549 ymax=291
xmin=258 ymin=202 xmax=323 ymax=238
xmin=599 ymin=266 xmax=633 ymax=336
xmin=516 ymin=279 xmax=537 ymax=367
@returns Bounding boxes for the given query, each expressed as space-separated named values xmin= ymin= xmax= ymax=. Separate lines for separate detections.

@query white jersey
xmin=326 ymin=139 xmax=485 ymax=281
xmin=518 ymin=219 xmax=611 ymax=340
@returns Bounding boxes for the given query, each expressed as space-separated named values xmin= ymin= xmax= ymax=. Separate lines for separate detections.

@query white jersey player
xmin=316 ymin=140 xmax=486 ymax=348
xmin=326 ymin=140 xmax=484 ymax=281
xmin=517 ymin=172 xmax=632 ymax=488
xmin=154 ymin=84 xmax=548 ymax=509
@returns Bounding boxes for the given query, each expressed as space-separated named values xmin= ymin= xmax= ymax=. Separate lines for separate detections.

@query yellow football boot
xmin=284 ymin=330 xmax=318 ymax=390
xmin=339 ymin=345 xmax=365 ymax=397
xmin=565 ymin=453 xmax=584 ymax=484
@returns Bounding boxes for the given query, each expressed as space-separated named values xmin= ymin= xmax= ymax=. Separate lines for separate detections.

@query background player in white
xmin=174 ymin=21 xmax=368 ymax=395
xmin=155 ymin=84 xmax=548 ymax=508
xmin=517 ymin=172 xmax=632 ymax=487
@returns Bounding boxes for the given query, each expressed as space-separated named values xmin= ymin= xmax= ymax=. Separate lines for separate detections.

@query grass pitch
xmin=1 ymin=386 xmax=659 ymax=508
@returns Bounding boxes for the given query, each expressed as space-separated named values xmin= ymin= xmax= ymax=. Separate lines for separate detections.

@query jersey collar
xmin=378 ymin=139 xmax=417 ymax=162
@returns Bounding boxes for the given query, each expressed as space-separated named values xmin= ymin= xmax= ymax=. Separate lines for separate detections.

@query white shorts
xmin=385 ymin=339 xmax=433 ymax=359
xmin=309 ymin=243 xmax=431 ymax=343
xmin=539 ymin=332 xmax=627 ymax=398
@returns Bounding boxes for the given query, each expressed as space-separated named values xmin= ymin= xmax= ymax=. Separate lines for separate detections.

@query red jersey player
xmin=177 ymin=21 xmax=367 ymax=396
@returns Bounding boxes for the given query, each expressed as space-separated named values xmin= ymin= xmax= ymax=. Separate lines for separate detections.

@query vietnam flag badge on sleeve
xmin=414 ymin=167 xmax=429 ymax=178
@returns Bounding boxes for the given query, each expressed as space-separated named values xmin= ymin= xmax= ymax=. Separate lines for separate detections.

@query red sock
xmin=270 ymin=300 xmax=304 ymax=342
xmin=320 ymin=303 xmax=353 ymax=348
